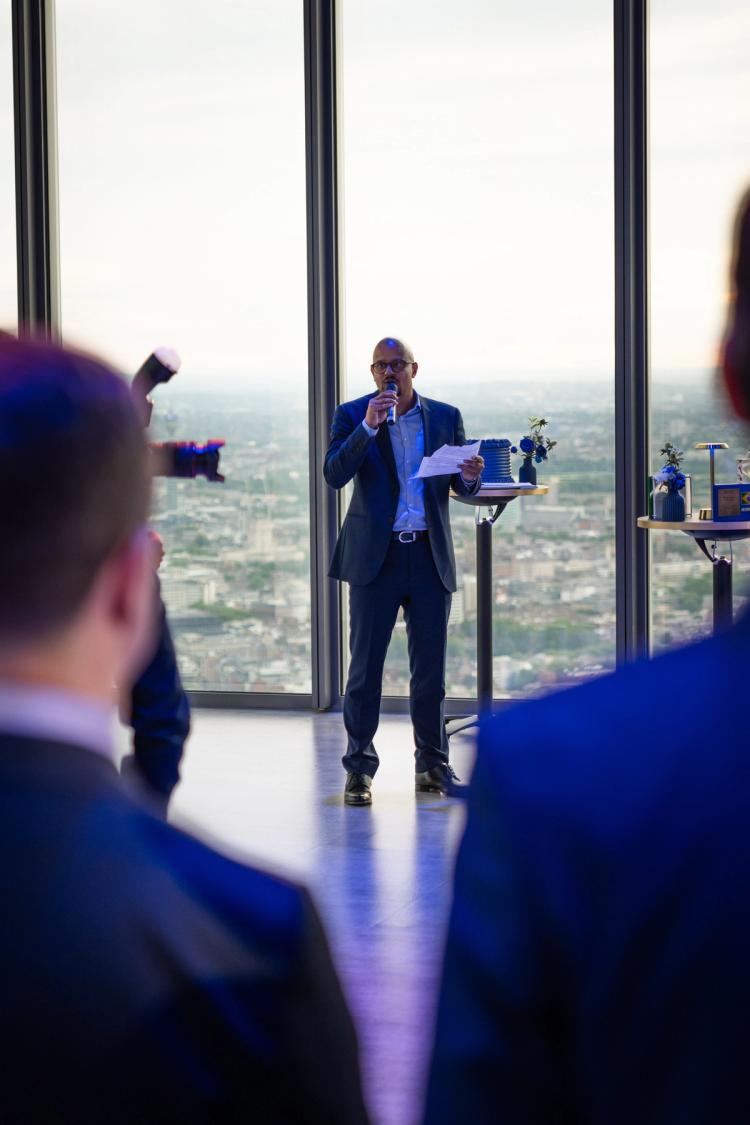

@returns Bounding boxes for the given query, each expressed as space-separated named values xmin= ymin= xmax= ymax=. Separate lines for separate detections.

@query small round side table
xmin=637 ymin=515 xmax=750 ymax=634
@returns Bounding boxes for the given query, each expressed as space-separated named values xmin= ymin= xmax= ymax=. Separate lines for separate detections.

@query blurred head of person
xmin=0 ymin=334 xmax=154 ymax=699
xmin=723 ymin=187 xmax=750 ymax=421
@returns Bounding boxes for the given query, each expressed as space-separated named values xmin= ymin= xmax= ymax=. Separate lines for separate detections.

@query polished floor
xmin=168 ymin=710 xmax=476 ymax=1125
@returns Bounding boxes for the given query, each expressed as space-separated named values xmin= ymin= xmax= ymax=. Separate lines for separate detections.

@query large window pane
xmin=650 ymin=0 xmax=750 ymax=652
xmin=0 ymin=3 xmax=16 ymax=328
xmin=56 ymin=1 xmax=310 ymax=693
xmin=340 ymin=0 xmax=615 ymax=700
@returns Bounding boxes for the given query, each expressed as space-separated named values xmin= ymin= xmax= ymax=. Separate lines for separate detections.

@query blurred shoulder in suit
xmin=423 ymin=188 xmax=750 ymax=1125
xmin=0 ymin=335 xmax=368 ymax=1124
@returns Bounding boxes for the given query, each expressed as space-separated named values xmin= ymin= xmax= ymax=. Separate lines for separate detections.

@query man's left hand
xmin=459 ymin=455 xmax=484 ymax=482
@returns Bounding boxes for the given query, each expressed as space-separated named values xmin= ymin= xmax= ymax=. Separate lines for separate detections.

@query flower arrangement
xmin=653 ymin=442 xmax=686 ymax=493
xmin=511 ymin=416 xmax=557 ymax=464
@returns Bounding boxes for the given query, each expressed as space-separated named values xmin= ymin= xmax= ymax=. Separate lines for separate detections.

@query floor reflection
xmin=172 ymin=709 xmax=476 ymax=1125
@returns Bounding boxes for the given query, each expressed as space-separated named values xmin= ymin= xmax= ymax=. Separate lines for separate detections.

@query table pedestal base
xmin=446 ymin=485 xmax=549 ymax=737
xmin=694 ymin=538 xmax=734 ymax=634
xmin=637 ymin=517 xmax=750 ymax=638
xmin=713 ymin=556 xmax=733 ymax=633
xmin=446 ymin=501 xmax=505 ymax=737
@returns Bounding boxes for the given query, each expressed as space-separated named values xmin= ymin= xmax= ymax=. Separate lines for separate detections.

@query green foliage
xmin=188 ymin=533 xmax=210 ymax=552
xmin=659 ymin=441 xmax=685 ymax=469
xmin=492 ymin=616 xmax=600 ymax=657
xmin=513 ymin=416 xmax=557 ymax=461
xmin=677 ymin=573 xmax=712 ymax=614
xmin=527 ymin=416 xmax=557 ymax=456
xmin=191 ymin=603 xmax=253 ymax=621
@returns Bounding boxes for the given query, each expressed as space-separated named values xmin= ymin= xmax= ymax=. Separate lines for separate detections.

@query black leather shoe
xmin=345 ymin=772 xmax=373 ymax=806
xmin=415 ymin=764 xmax=467 ymax=797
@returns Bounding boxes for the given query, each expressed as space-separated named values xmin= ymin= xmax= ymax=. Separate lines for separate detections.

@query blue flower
xmin=512 ymin=418 xmax=556 ymax=466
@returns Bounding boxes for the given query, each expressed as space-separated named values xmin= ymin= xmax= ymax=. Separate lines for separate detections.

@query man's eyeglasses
xmin=371 ymin=359 xmax=413 ymax=375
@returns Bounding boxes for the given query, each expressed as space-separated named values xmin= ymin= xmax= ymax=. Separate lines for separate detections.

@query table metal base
xmin=445 ymin=712 xmax=478 ymax=737
xmin=694 ymin=539 xmax=734 ymax=634
xmin=445 ymin=500 xmax=507 ymax=737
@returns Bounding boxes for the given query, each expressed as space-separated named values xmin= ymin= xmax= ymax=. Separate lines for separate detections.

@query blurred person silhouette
xmin=423 ymin=189 xmax=750 ymax=1125
xmin=324 ymin=336 xmax=483 ymax=806
xmin=121 ymin=349 xmax=191 ymax=816
xmin=120 ymin=529 xmax=190 ymax=813
xmin=0 ymin=337 xmax=369 ymax=1124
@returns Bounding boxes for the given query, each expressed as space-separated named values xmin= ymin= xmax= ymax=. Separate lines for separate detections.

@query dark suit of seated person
xmin=0 ymin=336 xmax=369 ymax=1125
xmin=121 ymin=568 xmax=191 ymax=815
xmin=423 ymin=188 xmax=750 ymax=1125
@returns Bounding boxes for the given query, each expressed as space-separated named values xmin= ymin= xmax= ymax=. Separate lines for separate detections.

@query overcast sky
xmin=2 ymin=1 xmax=749 ymax=390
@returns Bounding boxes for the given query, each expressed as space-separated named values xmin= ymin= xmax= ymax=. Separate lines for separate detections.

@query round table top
xmin=451 ymin=484 xmax=549 ymax=506
xmin=637 ymin=515 xmax=750 ymax=542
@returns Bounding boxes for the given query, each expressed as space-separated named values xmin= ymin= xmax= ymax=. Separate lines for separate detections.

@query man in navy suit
xmin=0 ymin=337 xmax=368 ymax=1123
xmin=325 ymin=336 xmax=483 ymax=805
xmin=423 ymin=190 xmax=750 ymax=1124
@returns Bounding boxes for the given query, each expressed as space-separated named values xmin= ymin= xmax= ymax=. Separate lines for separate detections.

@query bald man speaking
xmin=324 ymin=337 xmax=483 ymax=805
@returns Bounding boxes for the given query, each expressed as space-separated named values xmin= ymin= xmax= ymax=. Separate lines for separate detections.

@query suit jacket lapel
xmin=420 ymin=397 xmax=436 ymax=456
xmin=375 ymin=419 xmax=398 ymax=485
xmin=372 ymin=394 xmax=437 ymax=485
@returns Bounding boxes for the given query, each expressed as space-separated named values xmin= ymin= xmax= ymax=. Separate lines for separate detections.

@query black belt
xmin=392 ymin=530 xmax=428 ymax=543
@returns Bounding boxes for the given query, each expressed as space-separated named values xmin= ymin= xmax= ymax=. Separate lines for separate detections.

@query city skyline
xmin=2 ymin=3 xmax=748 ymax=701
xmin=149 ymin=372 xmax=750 ymax=698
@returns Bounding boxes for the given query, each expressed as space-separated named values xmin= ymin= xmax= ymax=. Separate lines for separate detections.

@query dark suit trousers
xmin=342 ymin=537 xmax=451 ymax=777
xmin=122 ymin=588 xmax=190 ymax=810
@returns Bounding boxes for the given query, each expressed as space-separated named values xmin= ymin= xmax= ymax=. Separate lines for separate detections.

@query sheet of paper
xmin=413 ymin=441 xmax=482 ymax=479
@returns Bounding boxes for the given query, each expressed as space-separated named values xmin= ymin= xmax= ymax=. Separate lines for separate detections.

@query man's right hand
xmin=364 ymin=388 xmax=399 ymax=429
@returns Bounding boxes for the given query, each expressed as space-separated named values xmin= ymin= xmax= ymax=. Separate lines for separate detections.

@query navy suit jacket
xmin=0 ymin=734 xmax=369 ymax=1124
xmin=324 ymin=392 xmax=478 ymax=591
xmin=425 ymin=611 xmax=750 ymax=1124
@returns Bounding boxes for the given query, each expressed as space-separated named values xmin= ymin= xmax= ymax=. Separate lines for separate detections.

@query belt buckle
xmin=398 ymin=530 xmax=415 ymax=543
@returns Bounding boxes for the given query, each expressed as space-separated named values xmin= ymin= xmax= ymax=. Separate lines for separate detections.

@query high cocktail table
xmin=447 ymin=485 xmax=549 ymax=735
xmin=637 ymin=515 xmax=750 ymax=634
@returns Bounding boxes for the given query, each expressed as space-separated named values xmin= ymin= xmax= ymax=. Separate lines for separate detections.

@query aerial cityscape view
xmin=150 ymin=373 xmax=750 ymax=699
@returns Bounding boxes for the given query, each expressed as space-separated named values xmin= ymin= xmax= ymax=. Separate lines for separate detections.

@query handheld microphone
xmin=386 ymin=381 xmax=398 ymax=427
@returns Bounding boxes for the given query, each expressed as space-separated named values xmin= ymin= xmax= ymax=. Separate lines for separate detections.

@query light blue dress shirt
xmin=361 ymin=395 xmax=427 ymax=531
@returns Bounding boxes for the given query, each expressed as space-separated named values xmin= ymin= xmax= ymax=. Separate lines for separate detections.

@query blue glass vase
xmin=518 ymin=456 xmax=537 ymax=486
xmin=662 ymin=490 xmax=685 ymax=521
